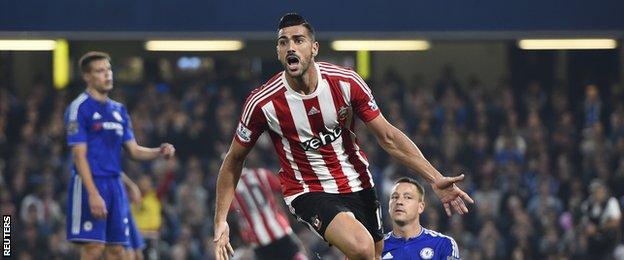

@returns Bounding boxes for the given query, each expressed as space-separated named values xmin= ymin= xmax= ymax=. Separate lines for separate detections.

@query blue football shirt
xmin=64 ymin=92 xmax=134 ymax=177
xmin=382 ymin=227 xmax=460 ymax=260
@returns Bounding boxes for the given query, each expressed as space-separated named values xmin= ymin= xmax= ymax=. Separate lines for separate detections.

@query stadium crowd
xmin=1 ymin=58 xmax=623 ymax=259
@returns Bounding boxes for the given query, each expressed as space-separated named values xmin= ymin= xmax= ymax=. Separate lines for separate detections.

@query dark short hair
xmin=79 ymin=51 xmax=111 ymax=73
xmin=394 ymin=177 xmax=425 ymax=200
xmin=278 ymin=13 xmax=315 ymax=39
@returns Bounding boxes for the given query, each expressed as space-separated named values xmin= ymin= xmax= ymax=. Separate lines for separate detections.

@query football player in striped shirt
xmin=213 ymin=14 xmax=473 ymax=260
xmin=231 ymin=168 xmax=307 ymax=260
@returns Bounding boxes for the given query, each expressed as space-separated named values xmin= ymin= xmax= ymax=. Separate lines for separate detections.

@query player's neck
xmin=393 ymin=221 xmax=422 ymax=239
xmin=86 ymin=87 xmax=109 ymax=102
xmin=285 ymin=63 xmax=318 ymax=95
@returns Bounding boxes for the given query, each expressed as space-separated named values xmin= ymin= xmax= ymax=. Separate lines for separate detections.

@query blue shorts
xmin=66 ymin=174 xmax=130 ymax=245
xmin=126 ymin=212 xmax=146 ymax=250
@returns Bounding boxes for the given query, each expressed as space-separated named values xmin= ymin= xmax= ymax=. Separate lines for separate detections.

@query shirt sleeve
xmin=440 ymin=237 xmax=460 ymax=260
xmin=348 ymin=72 xmax=381 ymax=122
xmin=121 ymin=106 xmax=135 ymax=142
xmin=234 ymin=91 xmax=268 ymax=147
xmin=65 ymin=104 xmax=89 ymax=145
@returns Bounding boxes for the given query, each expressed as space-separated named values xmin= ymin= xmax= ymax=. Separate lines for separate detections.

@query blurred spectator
xmin=495 ymin=137 xmax=526 ymax=167
xmin=478 ymin=219 xmax=505 ymax=259
xmin=131 ymin=173 xmax=163 ymax=260
xmin=19 ymin=182 xmax=62 ymax=235
xmin=175 ymin=157 xmax=209 ymax=232
xmin=580 ymin=179 xmax=622 ymax=259
xmin=583 ymin=84 xmax=604 ymax=128
xmin=132 ymin=174 xmax=163 ymax=233
xmin=171 ymin=225 xmax=202 ymax=260
xmin=473 ymin=176 xmax=502 ymax=219
xmin=522 ymin=81 xmax=548 ymax=116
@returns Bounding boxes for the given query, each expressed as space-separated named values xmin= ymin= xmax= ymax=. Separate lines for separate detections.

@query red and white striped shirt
xmin=234 ymin=62 xmax=381 ymax=204
xmin=231 ymin=168 xmax=293 ymax=246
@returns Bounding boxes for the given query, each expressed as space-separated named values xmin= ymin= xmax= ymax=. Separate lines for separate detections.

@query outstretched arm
xmin=124 ymin=140 xmax=175 ymax=161
xmin=366 ymin=114 xmax=474 ymax=216
xmin=214 ymin=140 xmax=253 ymax=260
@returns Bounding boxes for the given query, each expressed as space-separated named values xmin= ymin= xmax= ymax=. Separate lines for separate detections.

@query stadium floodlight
xmin=517 ymin=39 xmax=617 ymax=50
xmin=331 ymin=40 xmax=430 ymax=51
xmin=144 ymin=40 xmax=244 ymax=51
xmin=0 ymin=40 xmax=57 ymax=51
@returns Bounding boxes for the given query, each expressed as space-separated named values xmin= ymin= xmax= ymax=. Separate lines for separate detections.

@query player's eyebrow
xmin=391 ymin=192 xmax=416 ymax=196
xmin=277 ymin=34 xmax=307 ymax=40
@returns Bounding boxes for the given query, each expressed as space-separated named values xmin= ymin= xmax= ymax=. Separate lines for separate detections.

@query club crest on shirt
xmin=420 ymin=247 xmax=434 ymax=259
xmin=338 ymin=105 xmax=349 ymax=121
xmin=237 ymin=122 xmax=252 ymax=143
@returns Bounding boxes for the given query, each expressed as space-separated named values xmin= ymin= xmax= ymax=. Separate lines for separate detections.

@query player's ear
xmin=418 ymin=201 xmax=425 ymax=214
xmin=82 ymin=72 xmax=90 ymax=83
xmin=312 ymin=41 xmax=319 ymax=57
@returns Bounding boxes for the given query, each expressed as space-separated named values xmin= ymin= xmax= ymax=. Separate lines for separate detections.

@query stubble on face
xmin=277 ymin=25 xmax=317 ymax=78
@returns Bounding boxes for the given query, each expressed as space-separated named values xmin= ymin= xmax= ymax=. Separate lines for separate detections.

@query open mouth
xmin=286 ymin=55 xmax=300 ymax=67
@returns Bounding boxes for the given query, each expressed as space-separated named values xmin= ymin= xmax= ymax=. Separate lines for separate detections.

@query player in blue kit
xmin=125 ymin=215 xmax=145 ymax=259
xmin=122 ymin=173 xmax=146 ymax=260
xmin=65 ymin=51 xmax=175 ymax=259
xmin=383 ymin=178 xmax=460 ymax=260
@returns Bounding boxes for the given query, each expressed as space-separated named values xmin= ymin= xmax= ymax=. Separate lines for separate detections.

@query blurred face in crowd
xmin=592 ymin=185 xmax=607 ymax=202
xmin=276 ymin=24 xmax=318 ymax=78
xmin=138 ymin=175 xmax=153 ymax=193
xmin=585 ymin=84 xmax=599 ymax=102
xmin=389 ymin=182 xmax=425 ymax=226
xmin=83 ymin=59 xmax=113 ymax=93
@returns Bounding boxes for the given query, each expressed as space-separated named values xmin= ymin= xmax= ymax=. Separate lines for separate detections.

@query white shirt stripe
xmin=284 ymin=91 xmax=339 ymax=193
xmin=423 ymin=228 xmax=460 ymax=258
xmin=242 ymin=75 xmax=282 ymax=122
xmin=237 ymin=182 xmax=271 ymax=245
xmin=320 ymin=65 xmax=374 ymax=99
xmin=247 ymin=171 xmax=286 ymax=239
xmin=71 ymin=175 xmax=82 ymax=235
xmin=317 ymin=79 xmax=363 ymax=191
xmin=69 ymin=93 xmax=89 ymax=121
xmin=242 ymin=81 xmax=283 ymax=125
xmin=338 ymin=80 xmax=352 ymax=105
xmin=263 ymin=101 xmax=310 ymax=202
xmin=323 ymin=70 xmax=373 ymax=99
